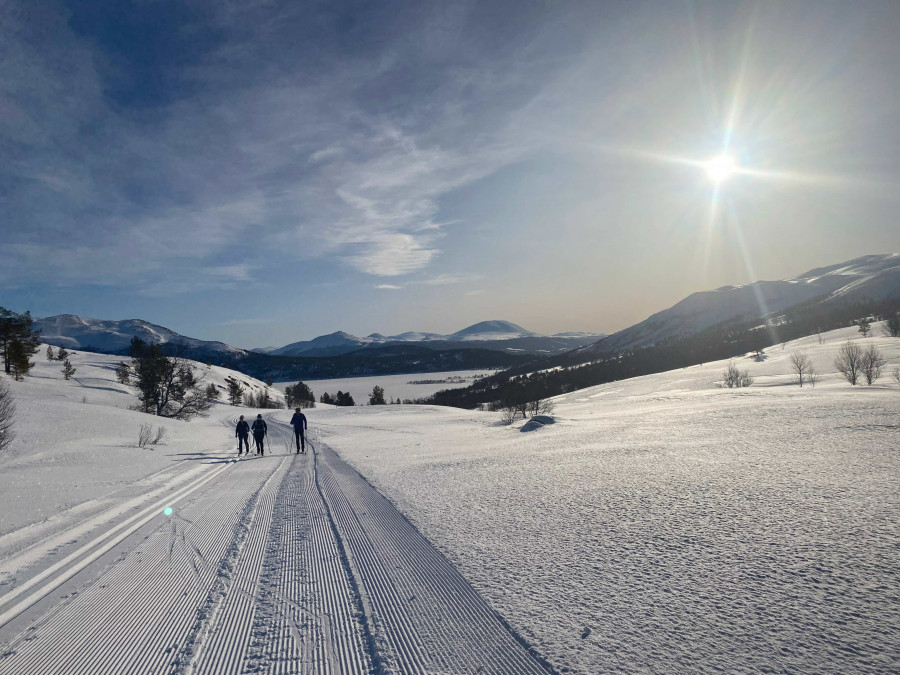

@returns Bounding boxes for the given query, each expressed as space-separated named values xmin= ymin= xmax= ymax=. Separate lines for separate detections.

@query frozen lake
xmin=274 ymin=369 xmax=497 ymax=404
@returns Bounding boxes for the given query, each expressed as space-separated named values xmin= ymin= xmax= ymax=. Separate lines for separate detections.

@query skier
xmin=235 ymin=415 xmax=250 ymax=455
xmin=251 ymin=414 xmax=267 ymax=455
xmin=289 ymin=407 xmax=308 ymax=454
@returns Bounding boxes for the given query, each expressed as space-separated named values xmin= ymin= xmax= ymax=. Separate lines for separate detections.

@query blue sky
xmin=2 ymin=0 xmax=898 ymax=348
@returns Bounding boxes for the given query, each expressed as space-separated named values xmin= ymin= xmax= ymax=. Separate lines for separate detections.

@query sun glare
xmin=705 ymin=155 xmax=737 ymax=183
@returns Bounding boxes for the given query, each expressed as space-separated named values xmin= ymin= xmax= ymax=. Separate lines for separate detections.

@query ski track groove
xmin=189 ymin=455 xmax=290 ymax=674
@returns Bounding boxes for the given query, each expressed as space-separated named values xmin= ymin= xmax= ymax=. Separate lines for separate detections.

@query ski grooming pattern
xmin=0 ymin=418 xmax=555 ymax=674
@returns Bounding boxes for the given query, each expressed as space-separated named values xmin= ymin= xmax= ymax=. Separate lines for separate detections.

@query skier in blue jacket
xmin=289 ymin=408 xmax=307 ymax=454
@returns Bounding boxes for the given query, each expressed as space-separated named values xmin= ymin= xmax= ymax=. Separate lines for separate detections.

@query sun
xmin=704 ymin=155 xmax=738 ymax=183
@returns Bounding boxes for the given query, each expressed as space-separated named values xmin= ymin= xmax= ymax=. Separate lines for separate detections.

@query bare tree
xmin=527 ymin=398 xmax=555 ymax=416
xmin=789 ymin=351 xmax=814 ymax=387
xmin=723 ymin=361 xmax=753 ymax=388
xmin=893 ymin=367 xmax=900 ymax=384
xmin=860 ymin=344 xmax=886 ymax=385
xmin=834 ymin=340 xmax=863 ymax=385
xmin=807 ymin=365 xmax=819 ymax=387
xmin=0 ymin=378 xmax=14 ymax=454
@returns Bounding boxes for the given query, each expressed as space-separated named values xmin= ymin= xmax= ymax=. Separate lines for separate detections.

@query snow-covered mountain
xmin=587 ymin=253 xmax=900 ymax=354
xmin=34 ymin=315 xmax=245 ymax=356
xmin=263 ymin=321 xmax=604 ymax=357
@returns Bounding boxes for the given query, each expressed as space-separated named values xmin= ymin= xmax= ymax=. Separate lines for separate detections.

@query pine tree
xmin=46 ymin=345 xmax=56 ymax=361
xmin=369 ymin=385 xmax=386 ymax=405
xmin=131 ymin=342 xmax=211 ymax=419
xmin=0 ymin=307 xmax=41 ymax=375
xmin=225 ymin=377 xmax=245 ymax=406
xmin=8 ymin=339 xmax=35 ymax=381
xmin=205 ymin=383 xmax=219 ymax=399
xmin=56 ymin=347 xmax=70 ymax=361
xmin=62 ymin=358 xmax=76 ymax=380
xmin=114 ymin=362 xmax=131 ymax=384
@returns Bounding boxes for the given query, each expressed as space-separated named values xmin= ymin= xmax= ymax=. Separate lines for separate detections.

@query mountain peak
xmin=451 ymin=320 xmax=533 ymax=340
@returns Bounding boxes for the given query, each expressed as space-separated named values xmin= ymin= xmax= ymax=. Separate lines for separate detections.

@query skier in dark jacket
xmin=289 ymin=408 xmax=307 ymax=454
xmin=235 ymin=415 xmax=250 ymax=455
xmin=251 ymin=414 xmax=267 ymax=455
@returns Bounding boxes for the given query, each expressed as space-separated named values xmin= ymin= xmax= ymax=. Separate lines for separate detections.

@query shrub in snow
xmin=885 ymin=316 xmax=900 ymax=337
xmin=893 ymin=367 xmax=900 ymax=384
xmin=834 ymin=340 xmax=863 ymax=385
xmin=722 ymin=361 xmax=753 ymax=388
xmin=0 ymin=378 xmax=14 ymax=453
xmin=137 ymin=423 xmax=167 ymax=448
xmin=860 ymin=345 xmax=885 ymax=385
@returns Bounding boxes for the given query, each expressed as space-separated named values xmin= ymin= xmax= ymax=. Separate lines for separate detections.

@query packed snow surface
xmin=318 ymin=323 xmax=900 ymax=674
xmin=0 ymin=323 xmax=897 ymax=673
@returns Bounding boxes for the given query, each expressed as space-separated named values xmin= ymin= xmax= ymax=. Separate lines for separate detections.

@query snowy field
xmin=275 ymin=369 xmax=497 ymax=404
xmin=0 ymin=323 xmax=897 ymax=673
xmin=317 ymin=323 xmax=900 ymax=673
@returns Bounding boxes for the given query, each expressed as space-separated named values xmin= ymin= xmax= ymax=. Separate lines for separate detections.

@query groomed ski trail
xmin=0 ymin=416 xmax=556 ymax=674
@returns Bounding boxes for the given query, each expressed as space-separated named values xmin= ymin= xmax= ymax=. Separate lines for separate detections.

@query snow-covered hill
xmin=587 ymin=253 xmax=900 ymax=354
xmin=34 ymin=315 xmax=245 ymax=356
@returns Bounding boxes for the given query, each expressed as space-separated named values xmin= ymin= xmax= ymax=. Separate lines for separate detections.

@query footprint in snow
xmin=581 ymin=627 xmax=591 ymax=639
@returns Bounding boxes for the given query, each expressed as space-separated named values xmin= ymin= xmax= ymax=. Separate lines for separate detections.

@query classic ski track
xmin=313 ymin=438 xmax=556 ymax=674
xmin=0 ymin=461 xmax=211 ymax=588
xmin=183 ymin=454 xmax=292 ymax=674
xmin=1 ymin=415 xmax=556 ymax=674
xmin=0 ymin=459 xmax=276 ymax=674
xmin=0 ymin=460 xmax=233 ymax=631
xmin=251 ymin=420 xmax=372 ymax=675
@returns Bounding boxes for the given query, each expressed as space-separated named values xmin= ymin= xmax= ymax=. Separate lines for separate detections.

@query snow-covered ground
xmin=0 ymin=349 xmax=281 ymax=537
xmin=275 ymin=369 xmax=497 ymax=404
xmin=317 ymin=323 xmax=900 ymax=673
xmin=0 ymin=323 xmax=897 ymax=673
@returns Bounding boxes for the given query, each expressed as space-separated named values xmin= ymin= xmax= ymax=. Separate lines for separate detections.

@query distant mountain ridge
xmin=584 ymin=253 xmax=900 ymax=354
xmin=262 ymin=320 xmax=604 ymax=357
xmin=31 ymin=314 xmax=603 ymax=362
xmin=33 ymin=315 xmax=245 ymax=356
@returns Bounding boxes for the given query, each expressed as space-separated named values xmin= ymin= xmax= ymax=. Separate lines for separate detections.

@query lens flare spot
xmin=705 ymin=155 xmax=737 ymax=183
xmin=164 ymin=507 xmax=173 ymax=516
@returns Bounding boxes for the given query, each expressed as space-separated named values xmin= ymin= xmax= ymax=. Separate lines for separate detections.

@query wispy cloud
xmin=375 ymin=284 xmax=402 ymax=290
